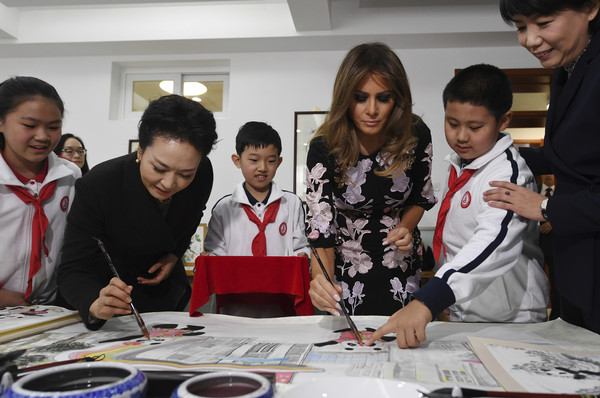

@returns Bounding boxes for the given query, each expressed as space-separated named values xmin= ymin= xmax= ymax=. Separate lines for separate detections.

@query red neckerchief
xmin=2 ymin=150 xmax=55 ymax=299
xmin=433 ymin=166 xmax=477 ymax=261
xmin=241 ymin=199 xmax=281 ymax=256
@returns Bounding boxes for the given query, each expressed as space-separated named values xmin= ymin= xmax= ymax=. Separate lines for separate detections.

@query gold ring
xmin=505 ymin=190 xmax=510 ymax=196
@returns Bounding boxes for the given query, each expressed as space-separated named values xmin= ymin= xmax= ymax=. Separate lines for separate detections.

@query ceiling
xmin=0 ymin=0 xmax=513 ymax=58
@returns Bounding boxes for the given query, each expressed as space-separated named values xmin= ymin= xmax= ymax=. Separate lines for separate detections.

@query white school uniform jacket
xmin=204 ymin=181 xmax=310 ymax=256
xmin=0 ymin=152 xmax=80 ymax=303
xmin=413 ymin=133 xmax=549 ymax=322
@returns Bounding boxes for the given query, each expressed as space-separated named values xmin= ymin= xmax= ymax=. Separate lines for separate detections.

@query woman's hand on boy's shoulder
xmin=483 ymin=181 xmax=546 ymax=222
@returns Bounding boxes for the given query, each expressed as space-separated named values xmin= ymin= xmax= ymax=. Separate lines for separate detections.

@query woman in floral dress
xmin=306 ymin=42 xmax=436 ymax=316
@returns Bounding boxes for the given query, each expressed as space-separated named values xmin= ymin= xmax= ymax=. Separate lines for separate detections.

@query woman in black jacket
xmin=487 ymin=0 xmax=600 ymax=334
xmin=58 ymin=94 xmax=217 ymax=330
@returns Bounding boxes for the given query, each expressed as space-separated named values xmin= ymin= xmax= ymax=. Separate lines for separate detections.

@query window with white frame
xmin=122 ymin=72 xmax=229 ymax=119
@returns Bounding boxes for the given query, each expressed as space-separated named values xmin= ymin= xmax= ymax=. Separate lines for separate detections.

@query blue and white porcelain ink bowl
xmin=171 ymin=371 xmax=272 ymax=398
xmin=4 ymin=362 xmax=147 ymax=398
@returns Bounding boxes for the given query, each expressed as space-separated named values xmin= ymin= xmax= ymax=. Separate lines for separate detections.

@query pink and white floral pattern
xmin=306 ymin=120 xmax=436 ymax=316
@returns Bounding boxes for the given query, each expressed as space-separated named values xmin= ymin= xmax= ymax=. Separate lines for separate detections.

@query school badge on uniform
xmin=279 ymin=222 xmax=287 ymax=235
xmin=460 ymin=191 xmax=471 ymax=208
xmin=60 ymin=196 xmax=70 ymax=212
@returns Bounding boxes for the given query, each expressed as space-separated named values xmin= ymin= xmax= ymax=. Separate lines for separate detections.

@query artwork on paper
xmin=469 ymin=337 xmax=600 ymax=394
xmin=0 ymin=314 xmax=399 ymax=385
xmin=314 ymin=327 xmax=395 ymax=349
xmin=8 ymin=314 xmax=591 ymax=391
xmin=0 ymin=305 xmax=77 ymax=323
xmin=183 ymin=223 xmax=207 ymax=266
xmin=0 ymin=305 xmax=79 ymax=344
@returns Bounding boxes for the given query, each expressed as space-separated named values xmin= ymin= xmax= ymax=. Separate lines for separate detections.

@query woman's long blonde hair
xmin=314 ymin=42 xmax=418 ymax=183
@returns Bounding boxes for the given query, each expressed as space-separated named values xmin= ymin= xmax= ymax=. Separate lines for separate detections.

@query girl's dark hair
xmin=0 ymin=76 xmax=64 ymax=149
xmin=138 ymin=94 xmax=218 ymax=157
xmin=500 ymin=0 xmax=600 ymax=33
xmin=53 ymin=133 xmax=90 ymax=174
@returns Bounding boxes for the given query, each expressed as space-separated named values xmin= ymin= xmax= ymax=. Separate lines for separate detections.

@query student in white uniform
xmin=203 ymin=121 xmax=310 ymax=316
xmin=368 ymin=64 xmax=549 ymax=348
xmin=0 ymin=76 xmax=80 ymax=307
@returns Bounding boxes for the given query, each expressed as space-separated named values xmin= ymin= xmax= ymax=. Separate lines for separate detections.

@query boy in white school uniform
xmin=203 ymin=121 xmax=310 ymax=316
xmin=369 ymin=64 xmax=548 ymax=348
xmin=204 ymin=121 xmax=309 ymax=257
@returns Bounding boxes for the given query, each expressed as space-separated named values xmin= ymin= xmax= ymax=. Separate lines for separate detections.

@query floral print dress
xmin=306 ymin=119 xmax=436 ymax=315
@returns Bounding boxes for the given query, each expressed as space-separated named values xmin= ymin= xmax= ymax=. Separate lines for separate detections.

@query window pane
xmin=132 ymin=80 xmax=173 ymax=112
xmin=183 ymin=80 xmax=223 ymax=113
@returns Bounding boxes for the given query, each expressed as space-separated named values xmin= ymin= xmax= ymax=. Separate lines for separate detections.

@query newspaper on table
xmin=0 ymin=311 xmax=597 ymax=393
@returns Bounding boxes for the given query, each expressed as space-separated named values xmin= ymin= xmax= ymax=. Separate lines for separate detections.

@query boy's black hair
xmin=499 ymin=0 xmax=600 ymax=33
xmin=235 ymin=121 xmax=282 ymax=155
xmin=443 ymin=64 xmax=513 ymax=122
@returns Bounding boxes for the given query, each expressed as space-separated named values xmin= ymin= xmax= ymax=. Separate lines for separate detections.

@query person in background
xmin=54 ymin=133 xmax=89 ymax=175
xmin=57 ymin=94 xmax=217 ymax=330
xmin=203 ymin=121 xmax=309 ymax=317
xmin=0 ymin=76 xmax=80 ymax=307
xmin=538 ymin=174 xmax=559 ymax=320
xmin=487 ymin=0 xmax=600 ymax=334
xmin=306 ymin=42 xmax=436 ymax=317
xmin=369 ymin=64 xmax=548 ymax=348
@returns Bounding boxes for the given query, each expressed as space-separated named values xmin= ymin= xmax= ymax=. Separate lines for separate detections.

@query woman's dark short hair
xmin=138 ymin=94 xmax=218 ymax=157
xmin=500 ymin=0 xmax=600 ymax=33
xmin=0 ymin=76 xmax=64 ymax=149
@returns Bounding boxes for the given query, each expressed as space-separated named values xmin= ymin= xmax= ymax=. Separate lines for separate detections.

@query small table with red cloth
xmin=189 ymin=256 xmax=314 ymax=317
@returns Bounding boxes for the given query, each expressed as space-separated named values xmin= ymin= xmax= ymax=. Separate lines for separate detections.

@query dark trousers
xmin=560 ymin=296 xmax=600 ymax=335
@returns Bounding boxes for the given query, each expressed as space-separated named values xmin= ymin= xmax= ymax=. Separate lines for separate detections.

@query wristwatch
xmin=540 ymin=198 xmax=550 ymax=221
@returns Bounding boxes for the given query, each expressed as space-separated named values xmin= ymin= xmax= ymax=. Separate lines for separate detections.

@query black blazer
xmin=58 ymin=152 xmax=213 ymax=328
xmin=520 ymin=31 xmax=600 ymax=328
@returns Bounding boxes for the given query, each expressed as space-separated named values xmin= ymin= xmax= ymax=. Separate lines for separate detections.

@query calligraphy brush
xmin=420 ymin=387 xmax=599 ymax=398
xmin=308 ymin=243 xmax=363 ymax=346
xmin=92 ymin=237 xmax=151 ymax=341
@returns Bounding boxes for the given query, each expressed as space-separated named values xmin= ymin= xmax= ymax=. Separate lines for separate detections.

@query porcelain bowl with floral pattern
xmin=4 ymin=362 xmax=147 ymax=398
xmin=171 ymin=371 xmax=272 ymax=398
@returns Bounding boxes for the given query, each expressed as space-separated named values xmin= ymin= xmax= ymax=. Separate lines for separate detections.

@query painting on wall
xmin=294 ymin=111 xmax=328 ymax=201
xmin=183 ymin=223 xmax=208 ymax=268
xmin=128 ymin=139 xmax=139 ymax=154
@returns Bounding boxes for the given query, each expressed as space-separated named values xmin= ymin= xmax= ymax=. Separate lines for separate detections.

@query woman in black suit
xmin=58 ymin=95 xmax=218 ymax=330
xmin=485 ymin=0 xmax=600 ymax=334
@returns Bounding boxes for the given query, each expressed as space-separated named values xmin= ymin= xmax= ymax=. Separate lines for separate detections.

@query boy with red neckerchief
xmin=369 ymin=65 xmax=548 ymax=348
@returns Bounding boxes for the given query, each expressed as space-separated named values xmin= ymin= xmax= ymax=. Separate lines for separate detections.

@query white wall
xmin=0 ymin=43 xmax=540 ymax=228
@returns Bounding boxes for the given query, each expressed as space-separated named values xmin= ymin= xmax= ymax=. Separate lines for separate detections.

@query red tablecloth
xmin=189 ymin=256 xmax=314 ymax=316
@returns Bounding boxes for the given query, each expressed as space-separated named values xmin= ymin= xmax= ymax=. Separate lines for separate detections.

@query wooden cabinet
xmin=504 ymin=68 xmax=554 ymax=129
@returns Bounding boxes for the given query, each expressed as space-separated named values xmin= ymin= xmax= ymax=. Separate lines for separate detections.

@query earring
xmin=135 ymin=158 xmax=140 ymax=164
